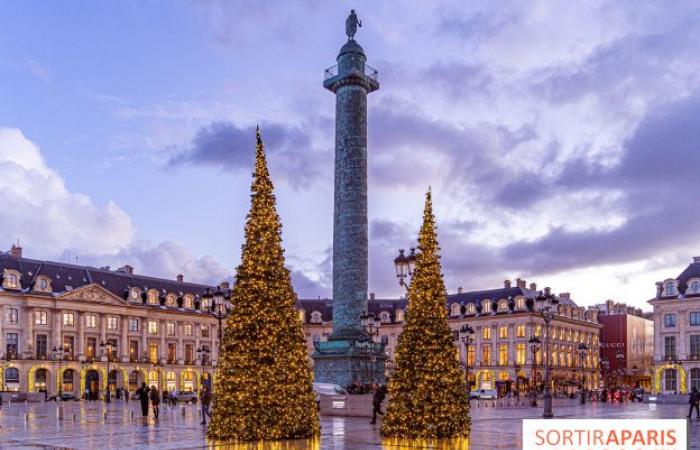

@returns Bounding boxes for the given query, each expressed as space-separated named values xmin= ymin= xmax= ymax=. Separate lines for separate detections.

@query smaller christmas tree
xmin=380 ymin=189 xmax=471 ymax=438
xmin=207 ymin=127 xmax=320 ymax=441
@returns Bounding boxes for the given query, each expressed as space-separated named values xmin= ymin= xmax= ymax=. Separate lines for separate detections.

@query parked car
xmin=170 ymin=390 xmax=198 ymax=404
xmin=471 ymin=389 xmax=498 ymax=400
xmin=48 ymin=393 xmax=79 ymax=402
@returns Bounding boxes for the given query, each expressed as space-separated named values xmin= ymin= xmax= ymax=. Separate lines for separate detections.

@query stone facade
xmin=649 ymin=256 xmax=700 ymax=393
xmin=0 ymin=248 xmax=220 ymax=397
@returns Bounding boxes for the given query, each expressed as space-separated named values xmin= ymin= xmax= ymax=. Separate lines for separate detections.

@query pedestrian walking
xmin=150 ymin=386 xmax=161 ymax=421
xmin=200 ymin=387 xmax=212 ymax=425
xmin=687 ymin=387 xmax=700 ymax=419
xmin=136 ymin=382 xmax=150 ymax=420
xmin=125 ymin=388 xmax=129 ymax=403
xmin=370 ymin=384 xmax=386 ymax=424
xmin=163 ymin=389 xmax=169 ymax=407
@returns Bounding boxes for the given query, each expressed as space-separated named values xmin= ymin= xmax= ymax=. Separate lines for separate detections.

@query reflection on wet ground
xmin=0 ymin=400 xmax=697 ymax=449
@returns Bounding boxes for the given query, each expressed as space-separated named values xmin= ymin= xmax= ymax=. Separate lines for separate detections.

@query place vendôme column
xmin=312 ymin=10 xmax=387 ymax=388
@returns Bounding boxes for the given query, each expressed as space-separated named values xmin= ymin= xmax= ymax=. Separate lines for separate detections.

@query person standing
xmin=688 ymin=387 xmax=700 ymax=419
xmin=200 ymin=387 xmax=212 ymax=425
xmin=370 ymin=384 xmax=386 ymax=424
xmin=149 ymin=386 xmax=160 ymax=421
xmin=136 ymin=382 xmax=150 ymax=421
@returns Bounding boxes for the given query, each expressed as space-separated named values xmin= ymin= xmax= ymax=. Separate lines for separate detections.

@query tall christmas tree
xmin=207 ymin=127 xmax=320 ymax=441
xmin=380 ymin=189 xmax=471 ymax=439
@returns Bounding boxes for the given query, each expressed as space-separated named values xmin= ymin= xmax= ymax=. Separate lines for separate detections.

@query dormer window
xmin=166 ymin=294 xmax=177 ymax=307
xmin=516 ymin=297 xmax=525 ymax=310
xmin=395 ymin=309 xmax=404 ymax=322
xmin=466 ymin=304 xmax=475 ymax=314
xmin=310 ymin=311 xmax=322 ymax=324
xmin=379 ymin=311 xmax=391 ymax=323
xmin=450 ymin=303 xmax=461 ymax=317
xmin=665 ymin=281 xmax=677 ymax=297
xmin=147 ymin=290 xmax=158 ymax=305
xmin=3 ymin=270 xmax=21 ymax=289
xmin=184 ymin=295 xmax=194 ymax=309
xmin=130 ymin=288 xmax=140 ymax=301
xmin=482 ymin=300 xmax=491 ymax=313
xmin=298 ymin=310 xmax=305 ymax=322
xmin=689 ymin=280 xmax=700 ymax=295
xmin=498 ymin=300 xmax=508 ymax=311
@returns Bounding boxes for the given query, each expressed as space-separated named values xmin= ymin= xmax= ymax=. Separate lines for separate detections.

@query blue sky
xmin=1 ymin=1 xmax=700 ymax=308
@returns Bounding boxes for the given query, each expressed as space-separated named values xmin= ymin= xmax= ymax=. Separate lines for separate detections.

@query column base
xmin=312 ymin=339 xmax=387 ymax=388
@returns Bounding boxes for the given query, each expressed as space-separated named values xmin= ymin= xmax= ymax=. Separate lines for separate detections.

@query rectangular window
xmin=107 ymin=316 xmax=118 ymax=330
xmin=107 ymin=338 xmax=118 ymax=361
xmin=482 ymin=327 xmax=491 ymax=340
xmin=36 ymin=334 xmax=47 ymax=359
xmin=129 ymin=340 xmax=139 ymax=363
xmin=128 ymin=319 xmax=139 ymax=332
xmin=149 ymin=342 xmax=158 ymax=363
xmin=535 ymin=325 xmax=542 ymax=337
xmin=665 ymin=369 xmax=677 ymax=391
xmin=86 ymin=337 xmax=96 ymax=360
xmin=184 ymin=324 xmax=193 ymax=336
xmin=201 ymin=325 xmax=210 ymax=338
xmin=690 ymin=312 xmax=700 ymax=326
xmin=167 ymin=343 xmax=177 ymax=364
xmin=6 ymin=332 xmax=18 ymax=358
xmin=516 ymin=343 xmax=526 ymax=365
xmin=35 ymin=310 xmax=47 ymax=325
xmin=499 ymin=343 xmax=508 ymax=365
xmin=63 ymin=313 xmax=75 ymax=327
xmin=8 ymin=308 xmax=18 ymax=324
xmin=690 ymin=335 xmax=700 ymax=359
xmin=381 ymin=335 xmax=389 ymax=345
xmin=664 ymin=314 xmax=677 ymax=328
xmin=516 ymin=324 xmax=525 ymax=338
xmin=482 ymin=345 xmax=491 ymax=365
xmin=664 ymin=336 xmax=676 ymax=359
xmin=201 ymin=344 xmax=210 ymax=365
xmin=86 ymin=314 xmax=97 ymax=328
xmin=467 ymin=345 xmax=475 ymax=366
xmin=499 ymin=326 xmax=508 ymax=339
xmin=185 ymin=343 xmax=194 ymax=364
xmin=63 ymin=335 xmax=74 ymax=359
xmin=148 ymin=320 xmax=158 ymax=334
xmin=166 ymin=322 xmax=175 ymax=336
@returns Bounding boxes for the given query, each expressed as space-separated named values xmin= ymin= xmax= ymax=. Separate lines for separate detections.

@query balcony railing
xmin=324 ymin=64 xmax=379 ymax=82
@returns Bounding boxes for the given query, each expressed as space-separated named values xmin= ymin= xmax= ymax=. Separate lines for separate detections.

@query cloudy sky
xmin=1 ymin=1 xmax=699 ymax=309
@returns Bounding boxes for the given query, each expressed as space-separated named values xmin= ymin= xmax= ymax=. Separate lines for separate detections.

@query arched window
xmin=482 ymin=300 xmax=491 ymax=313
xmin=395 ymin=309 xmax=405 ymax=322
xmin=689 ymin=280 xmax=700 ymax=295
xmin=147 ymin=290 xmax=159 ymax=305
xmin=184 ymin=295 xmax=194 ymax=309
xmin=35 ymin=368 xmax=47 ymax=391
xmin=63 ymin=369 xmax=74 ymax=393
xmin=498 ymin=300 xmax=508 ymax=311
xmin=4 ymin=270 xmax=20 ymax=289
xmin=516 ymin=297 xmax=525 ymax=310
xmin=148 ymin=370 xmax=159 ymax=389
xmin=466 ymin=304 xmax=475 ymax=314
xmin=298 ymin=310 xmax=305 ymax=322
xmin=130 ymin=288 xmax=140 ymax=302
xmin=310 ymin=311 xmax=322 ymax=324
xmin=4 ymin=368 xmax=19 ymax=391
xmin=665 ymin=282 xmax=677 ymax=297
xmin=379 ymin=311 xmax=391 ymax=323
xmin=450 ymin=303 xmax=461 ymax=317
xmin=166 ymin=295 xmax=177 ymax=307
xmin=664 ymin=368 xmax=677 ymax=392
xmin=691 ymin=368 xmax=700 ymax=392
xmin=166 ymin=371 xmax=177 ymax=391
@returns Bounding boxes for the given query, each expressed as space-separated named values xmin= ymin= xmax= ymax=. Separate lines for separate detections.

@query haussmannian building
xmin=299 ymin=278 xmax=602 ymax=394
xmin=649 ymin=256 xmax=700 ymax=394
xmin=0 ymin=246 xmax=221 ymax=399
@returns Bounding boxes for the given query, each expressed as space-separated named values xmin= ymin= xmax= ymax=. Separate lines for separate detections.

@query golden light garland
xmin=207 ymin=128 xmax=320 ymax=441
xmin=380 ymin=189 xmax=471 ymax=439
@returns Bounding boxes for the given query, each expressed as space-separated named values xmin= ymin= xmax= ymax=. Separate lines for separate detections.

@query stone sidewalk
xmin=0 ymin=400 xmax=698 ymax=449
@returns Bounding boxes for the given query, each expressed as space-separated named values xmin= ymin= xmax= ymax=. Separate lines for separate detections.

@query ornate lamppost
xmin=99 ymin=341 xmax=113 ymax=403
xmin=360 ymin=312 xmax=382 ymax=381
xmin=459 ymin=324 xmax=475 ymax=395
xmin=394 ymin=248 xmax=417 ymax=291
xmin=600 ymin=357 xmax=610 ymax=393
xmin=578 ymin=342 xmax=588 ymax=404
xmin=528 ymin=335 xmax=541 ymax=407
xmin=52 ymin=345 xmax=66 ymax=417
xmin=615 ymin=349 xmax=626 ymax=388
xmin=204 ymin=287 xmax=231 ymax=352
xmin=197 ymin=346 xmax=211 ymax=390
xmin=534 ymin=288 xmax=559 ymax=418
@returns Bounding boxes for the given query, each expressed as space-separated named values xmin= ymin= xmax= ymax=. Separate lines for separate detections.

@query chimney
xmin=559 ymin=292 xmax=571 ymax=300
xmin=369 ymin=292 xmax=375 ymax=300
xmin=220 ymin=281 xmax=230 ymax=290
xmin=116 ymin=265 xmax=134 ymax=275
xmin=515 ymin=278 xmax=526 ymax=289
xmin=694 ymin=256 xmax=700 ymax=263
xmin=457 ymin=286 xmax=463 ymax=294
xmin=176 ymin=274 xmax=184 ymax=283
xmin=9 ymin=244 xmax=22 ymax=259
xmin=504 ymin=279 xmax=511 ymax=289
xmin=529 ymin=282 xmax=537 ymax=291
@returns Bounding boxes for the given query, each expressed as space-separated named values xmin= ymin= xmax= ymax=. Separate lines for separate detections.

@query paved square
xmin=0 ymin=400 xmax=698 ymax=449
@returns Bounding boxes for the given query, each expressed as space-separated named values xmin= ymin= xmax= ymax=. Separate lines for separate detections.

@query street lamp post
xmin=393 ymin=248 xmax=417 ymax=291
xmin=204 ymin=287 xmax=231 ymax=354
xmin=360 ymin=313 xmax=382 ymax=381
xmin=459 ymin=324 xmax=475 ymax=396
xmin=578 ymin=343 xmax=588 ymax=405
xmin=615 ymin=349 xmax=625 ymax=388
xmin=52 ymin=345 xmax=66 ymax=417
xmin=197 ymin=346 xmax=211 ymax=390
xmin=528 ymin=335 xmax=541 ymax=407
xmin=534 ymin=288 xmax=559 ymax=419
xmin=100 ymin=341 xmax=113 ymax=403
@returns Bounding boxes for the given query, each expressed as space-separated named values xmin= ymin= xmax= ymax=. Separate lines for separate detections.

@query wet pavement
xmin=0 ymin=400 xmax=698 ymax=449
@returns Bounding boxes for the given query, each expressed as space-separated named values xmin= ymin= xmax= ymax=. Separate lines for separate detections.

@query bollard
xmin=129 ymin=410 xmax=134 ymax=421
xmin=24 ymin=412 xmax=29 ymax=422
xmin=56 ymin=405 xmax=64 ymax=420
xmin=103 ymin=410 xmax=107 ymax=420
xmin=181 ymin=405 xmax=186 ymax=416
xmin=72 ymin=413 xmax=76 ymax=421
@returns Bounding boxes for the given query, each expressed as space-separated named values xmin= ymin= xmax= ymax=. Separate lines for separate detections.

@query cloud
xmin=169 ymin=121 xmax=327 ymax=189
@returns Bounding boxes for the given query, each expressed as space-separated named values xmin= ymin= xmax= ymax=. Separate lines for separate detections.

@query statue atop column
xmin=345 ymin=9 xmax=361 ymax=41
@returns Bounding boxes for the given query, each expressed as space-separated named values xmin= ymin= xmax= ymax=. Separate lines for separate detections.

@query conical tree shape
xmin=207 ymin=128 xmax=320 ymax=441
xmin=380 ymin=189 xmax=471 ymax=438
